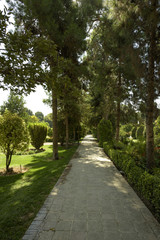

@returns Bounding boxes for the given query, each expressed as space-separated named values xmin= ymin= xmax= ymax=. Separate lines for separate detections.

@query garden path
xmin=23 ymin=135 xmax=160 ymax=240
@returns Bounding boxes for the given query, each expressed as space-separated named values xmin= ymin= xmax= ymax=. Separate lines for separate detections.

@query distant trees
xmin=0 ymin=91 xmax=27 ymax=118
xmin=35 ymin=112 xmax=44 ymax=122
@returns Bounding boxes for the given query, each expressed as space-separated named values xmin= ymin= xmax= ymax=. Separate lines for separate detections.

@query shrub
xmin=98 ymin=119 xmax=113 ymax=147
xmin=103 ymin=143 xmax=160 ymax=220
xmin=125 ymin=140 xmax=146 ymax=168
xmin=29 ymin=123 xmax=47 ymax=150
xmin=0 ymin=111 xmax=29 ymax=172
xmin=113 ymin=141 xmax=125 ymax=150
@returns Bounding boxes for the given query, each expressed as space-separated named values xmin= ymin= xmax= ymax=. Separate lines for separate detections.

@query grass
xmin=0 ymin=144 xmax=78 ymax=240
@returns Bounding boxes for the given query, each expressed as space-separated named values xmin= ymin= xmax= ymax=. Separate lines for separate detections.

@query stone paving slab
xmin=23 ymin=135 xmax=160 ymax=240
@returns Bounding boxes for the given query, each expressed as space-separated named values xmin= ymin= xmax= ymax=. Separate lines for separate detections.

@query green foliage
xmin=98 ymin=119 xmax=113 ymax=147
xmin=0 ymin=111 xmax=29 ymax=171
xmin=120 ymin=124 xmax=133 ymax=142
xmin=113 ymin=141 xmax=125 ymax=150
xmin=35 ymin=111 xmax=44 ymax=122
xmin=92 ymin=128 xmax=97 ymax=138
xmin=0 ymin=91 xmax=26 ymax=118
xmin=58 ymin=119 xmax=66 ymax=146
xmin=44 ymin=113 xmax=53 ymax=128
xmin=47 ymin=127 xmax=53 ymax=137
xmin=0 ymin=144 xmax=78 ymax=240
xmin=28 ymin=123 xmax=48 ymax=150
xmin=136 ymin=125 xmax=146 ymax=139
xmin=103 ymin=142 xmax=160 ymax=219
xmin=28 ymin=115 xmax=39 ymax=123
xmin=154 ymin=116 xmax=160 ymax=146
xmin=131 ymin=125 xmax=137 ymax=138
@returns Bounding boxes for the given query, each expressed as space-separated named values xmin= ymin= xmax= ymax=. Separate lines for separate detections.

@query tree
xmin=86 ymin=21 xmax=132 ymax=141
xmin=0 ymin=91 xmax=26 ymax=117
xmin=35 ymin=111 xmax=44 ymax=122
xmin=0 ymin=111 xmax=29 ymax=172
xmin=86 ymin=0 xmax=159 ymax=171
xmin=10 ymin=0 xmax=103 ymax=159
xmin=44 ymin=113 xmax=53 ymax=128
xmin=98 ymin=119 xmax=113 ymax=147
xmin=113 ymin=0 xmax=159 ymax=170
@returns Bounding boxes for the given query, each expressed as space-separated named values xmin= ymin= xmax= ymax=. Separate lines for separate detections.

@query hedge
xmin=103 ymin=142 xmax=160 ymax=219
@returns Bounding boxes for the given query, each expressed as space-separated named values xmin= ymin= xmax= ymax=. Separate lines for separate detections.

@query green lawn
xmin=0 ymin=144 xmax=78 ymax=240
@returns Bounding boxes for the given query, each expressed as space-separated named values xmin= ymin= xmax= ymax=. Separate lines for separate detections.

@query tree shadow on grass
xmin=0 ymin=145 xmax=77 ymax=240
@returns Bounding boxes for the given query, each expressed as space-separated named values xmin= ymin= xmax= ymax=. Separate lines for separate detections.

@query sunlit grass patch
xmin=0 ymin=144 xmax=78 ymax=240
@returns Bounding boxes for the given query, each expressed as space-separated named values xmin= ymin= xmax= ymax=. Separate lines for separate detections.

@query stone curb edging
xmin=22 ymin=145 xmax=80 ymax=240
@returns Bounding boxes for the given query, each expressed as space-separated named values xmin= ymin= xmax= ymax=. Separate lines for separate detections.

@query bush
xmin=29 ymin=123 xmax=47 ymax=150
xmin=98 ymin=119 xmax=113 ymax=147
xmin=113 ymin=141 xmax=125 ymax=150
xmin=103 ymin=142 xmax=160 ymax=220
xmin=125 ymin=140 xmax=146 ymax=168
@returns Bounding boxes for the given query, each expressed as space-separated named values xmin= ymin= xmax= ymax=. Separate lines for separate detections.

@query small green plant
xmin=98 ymin=119 xmax=113 ymax=147
xmin=28 ymin=123 xmax=48 ymax=150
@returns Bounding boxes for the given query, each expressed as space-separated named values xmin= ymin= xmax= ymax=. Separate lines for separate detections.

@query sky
xmin=0 ymin=87 xmax=52 ymax=116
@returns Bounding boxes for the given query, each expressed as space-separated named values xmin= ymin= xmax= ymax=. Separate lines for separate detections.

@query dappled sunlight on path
xmin=23 ymin=135 xmax=160 ymax=240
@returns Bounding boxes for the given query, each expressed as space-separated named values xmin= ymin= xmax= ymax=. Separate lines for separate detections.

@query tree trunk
xmin=6 ymin=148 xmax=13 ymax=172
xmin=65 ymin=113 xmax=69 ymax=149
xmin=73 ymin=128 xmax=76 ymax=142
xmin=146 ymin=0 xmax=157 ymax=170
xmin=52 ymin=88 xmax=59 ymax=160
xmin=116 ymin=67 xmax=121 ymax=142
xmin=6 ymin=153 xmax=10 ymax=172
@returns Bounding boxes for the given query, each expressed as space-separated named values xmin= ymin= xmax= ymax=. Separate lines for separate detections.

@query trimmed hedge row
xmin=103 ymin=142 xmax=160 ymax=220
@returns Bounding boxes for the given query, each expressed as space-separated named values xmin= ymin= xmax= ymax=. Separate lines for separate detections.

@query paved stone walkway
xmin=23 ymin=135 xmax=160 ymax=240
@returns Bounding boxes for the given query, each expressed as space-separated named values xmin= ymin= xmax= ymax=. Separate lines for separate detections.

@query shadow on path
xmin=23 ymin=135 xmax=160 ymax=240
